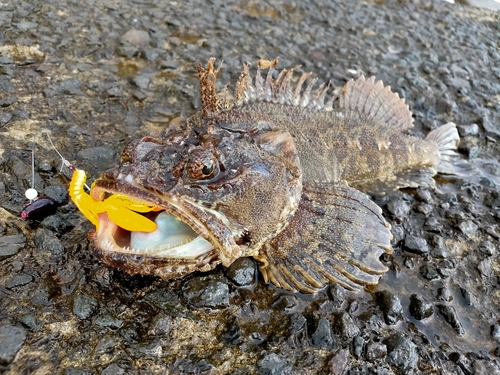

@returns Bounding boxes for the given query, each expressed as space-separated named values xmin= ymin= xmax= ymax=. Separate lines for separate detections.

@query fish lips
xmin=89 ymin=177 xmax=242 ymax=279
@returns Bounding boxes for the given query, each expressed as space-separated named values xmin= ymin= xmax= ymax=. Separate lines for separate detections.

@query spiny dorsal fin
xmin=234 ymin=62 xmax=253 ymax=104
xmin=339 ymin=76 xmax=413 ymax=131
xmin=197 ymin=57 xmax=223 ymax=116
xmin=232 ymin=58 xmax=335 ymax=111
xmin=199 ymin=58 xmax=412 ymax=125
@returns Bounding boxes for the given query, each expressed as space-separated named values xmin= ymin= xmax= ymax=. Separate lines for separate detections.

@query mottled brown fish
xmin=79 ymin=58 xmax=463 ymax=293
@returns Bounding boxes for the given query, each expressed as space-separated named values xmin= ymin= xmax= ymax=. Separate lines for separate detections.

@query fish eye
xmin=185 ymin=150 xmax=219 ymax=182
xmin=201 ymin=162 xmax=214 ymax=177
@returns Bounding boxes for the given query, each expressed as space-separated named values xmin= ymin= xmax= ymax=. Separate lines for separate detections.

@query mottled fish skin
xmin=85 ymin=58 xmax=462 ymax=293
xmin=91 ymin=116 xmax=303 ymax=279
xmin=226 ymin=65 xmax=458 ymax=190
xmin=216 ymin=104 xmax=440 ymax=185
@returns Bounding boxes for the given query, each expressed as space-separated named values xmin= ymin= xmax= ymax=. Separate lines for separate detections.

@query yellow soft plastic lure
xmin=69 ymin=169 xmax=159 ymax=232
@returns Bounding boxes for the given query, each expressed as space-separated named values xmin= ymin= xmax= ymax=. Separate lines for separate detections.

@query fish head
xmin=89 ymin=117 xmax=302 ymax=280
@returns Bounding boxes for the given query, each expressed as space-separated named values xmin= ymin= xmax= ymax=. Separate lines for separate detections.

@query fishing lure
xmin=43 ymin=133 xmax=159 ymax=232
xmin=69 ymin=169 xmax=160 ymax=232
xmin=21 ymin=197 xmax=58 ymax=220
xmin=21 ymin=143 xmax=58 ymax=220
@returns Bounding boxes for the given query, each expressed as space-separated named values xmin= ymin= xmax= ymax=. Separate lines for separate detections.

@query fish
xmin=71 ymin=58 xmax=464 ymax=293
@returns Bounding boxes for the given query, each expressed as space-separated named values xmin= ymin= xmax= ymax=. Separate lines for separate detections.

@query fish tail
xmin=425 ymin=122 xmax=470 ymax=175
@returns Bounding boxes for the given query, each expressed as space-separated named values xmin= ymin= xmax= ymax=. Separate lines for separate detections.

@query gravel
xmin=409 ymin=293 xmax=434 ymax=320
xmin=328 ymin=349 xmax=350 ymax=375
xmin=72 ymin=293 xmax=99 ymax=320
xmin=225 ymin=257 xmax=256 ymax=287
xmin=0 ymin=234 xmax=26 ymax=261
xmin=365 ymin=342 xmax=388 ymax=362
xmin=181 ymin=274 xmax=230 ymax=308
xmin=310 ymin=317 xmax=333 ymax=348
xmin=332 ymin=312 xmax=360 ymax=339
xmin=257 ymin=353 xmax=292 ymax=375
xmin=438 ymin=304 xmax=465 ymax=335
xmin=376 ymin=290 xmax=404 ymax=326
xmin=384 ymin=333 xmax=418 ymax=373
xmin=403 ymin=235 xmax=429 ymax=254
xmin=0 ymin=323 xmax=26 ymax=366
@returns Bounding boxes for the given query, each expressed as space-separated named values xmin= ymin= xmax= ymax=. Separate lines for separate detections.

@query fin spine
xmin=198 ymin=58 xmax=413 ymax=132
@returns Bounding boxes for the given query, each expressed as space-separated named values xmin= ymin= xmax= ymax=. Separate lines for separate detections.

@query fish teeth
xmin=146 ymin=236 xmax=196 ymax=256
xmin=124 ymin=174 xmax=135 ymax=184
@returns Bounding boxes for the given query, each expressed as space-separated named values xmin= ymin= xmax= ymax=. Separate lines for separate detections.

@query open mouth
xmin=97 ymin=210 xmax=215 ymax=259
xmin=86 ymin=178 xmax=220 ymax=268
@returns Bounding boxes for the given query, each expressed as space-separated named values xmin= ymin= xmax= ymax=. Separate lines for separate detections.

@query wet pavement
xmin=1 ymin=0 xmax=500 ymax=374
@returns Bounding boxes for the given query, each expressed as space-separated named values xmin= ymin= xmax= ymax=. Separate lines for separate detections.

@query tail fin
xmin=425 ymin=122 xmax=470 ymax=175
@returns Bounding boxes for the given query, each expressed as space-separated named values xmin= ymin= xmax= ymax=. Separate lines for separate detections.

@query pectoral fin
xmin=256 ymin=182 xmax=393 ymax=293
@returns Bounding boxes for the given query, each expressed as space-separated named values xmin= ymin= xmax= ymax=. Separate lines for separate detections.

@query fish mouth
xmin=97 ymin=211 xmax=215 ymax=259
xmin=89 ymin=178 xmax=226 ymax=278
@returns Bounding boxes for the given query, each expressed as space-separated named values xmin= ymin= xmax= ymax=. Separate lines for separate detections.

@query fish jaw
xmin=89 ymin=177 xmax=244 ymax=279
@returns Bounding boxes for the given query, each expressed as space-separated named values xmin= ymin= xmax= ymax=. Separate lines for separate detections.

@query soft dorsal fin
xmin=339 ymin=76 xmax=413 ymax=131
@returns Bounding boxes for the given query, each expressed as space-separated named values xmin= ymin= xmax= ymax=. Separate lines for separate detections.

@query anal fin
xmin=350 ymin=166 xmax=437 ymax=196
xmin=256 ymin=181 xmax=393 ymax=293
